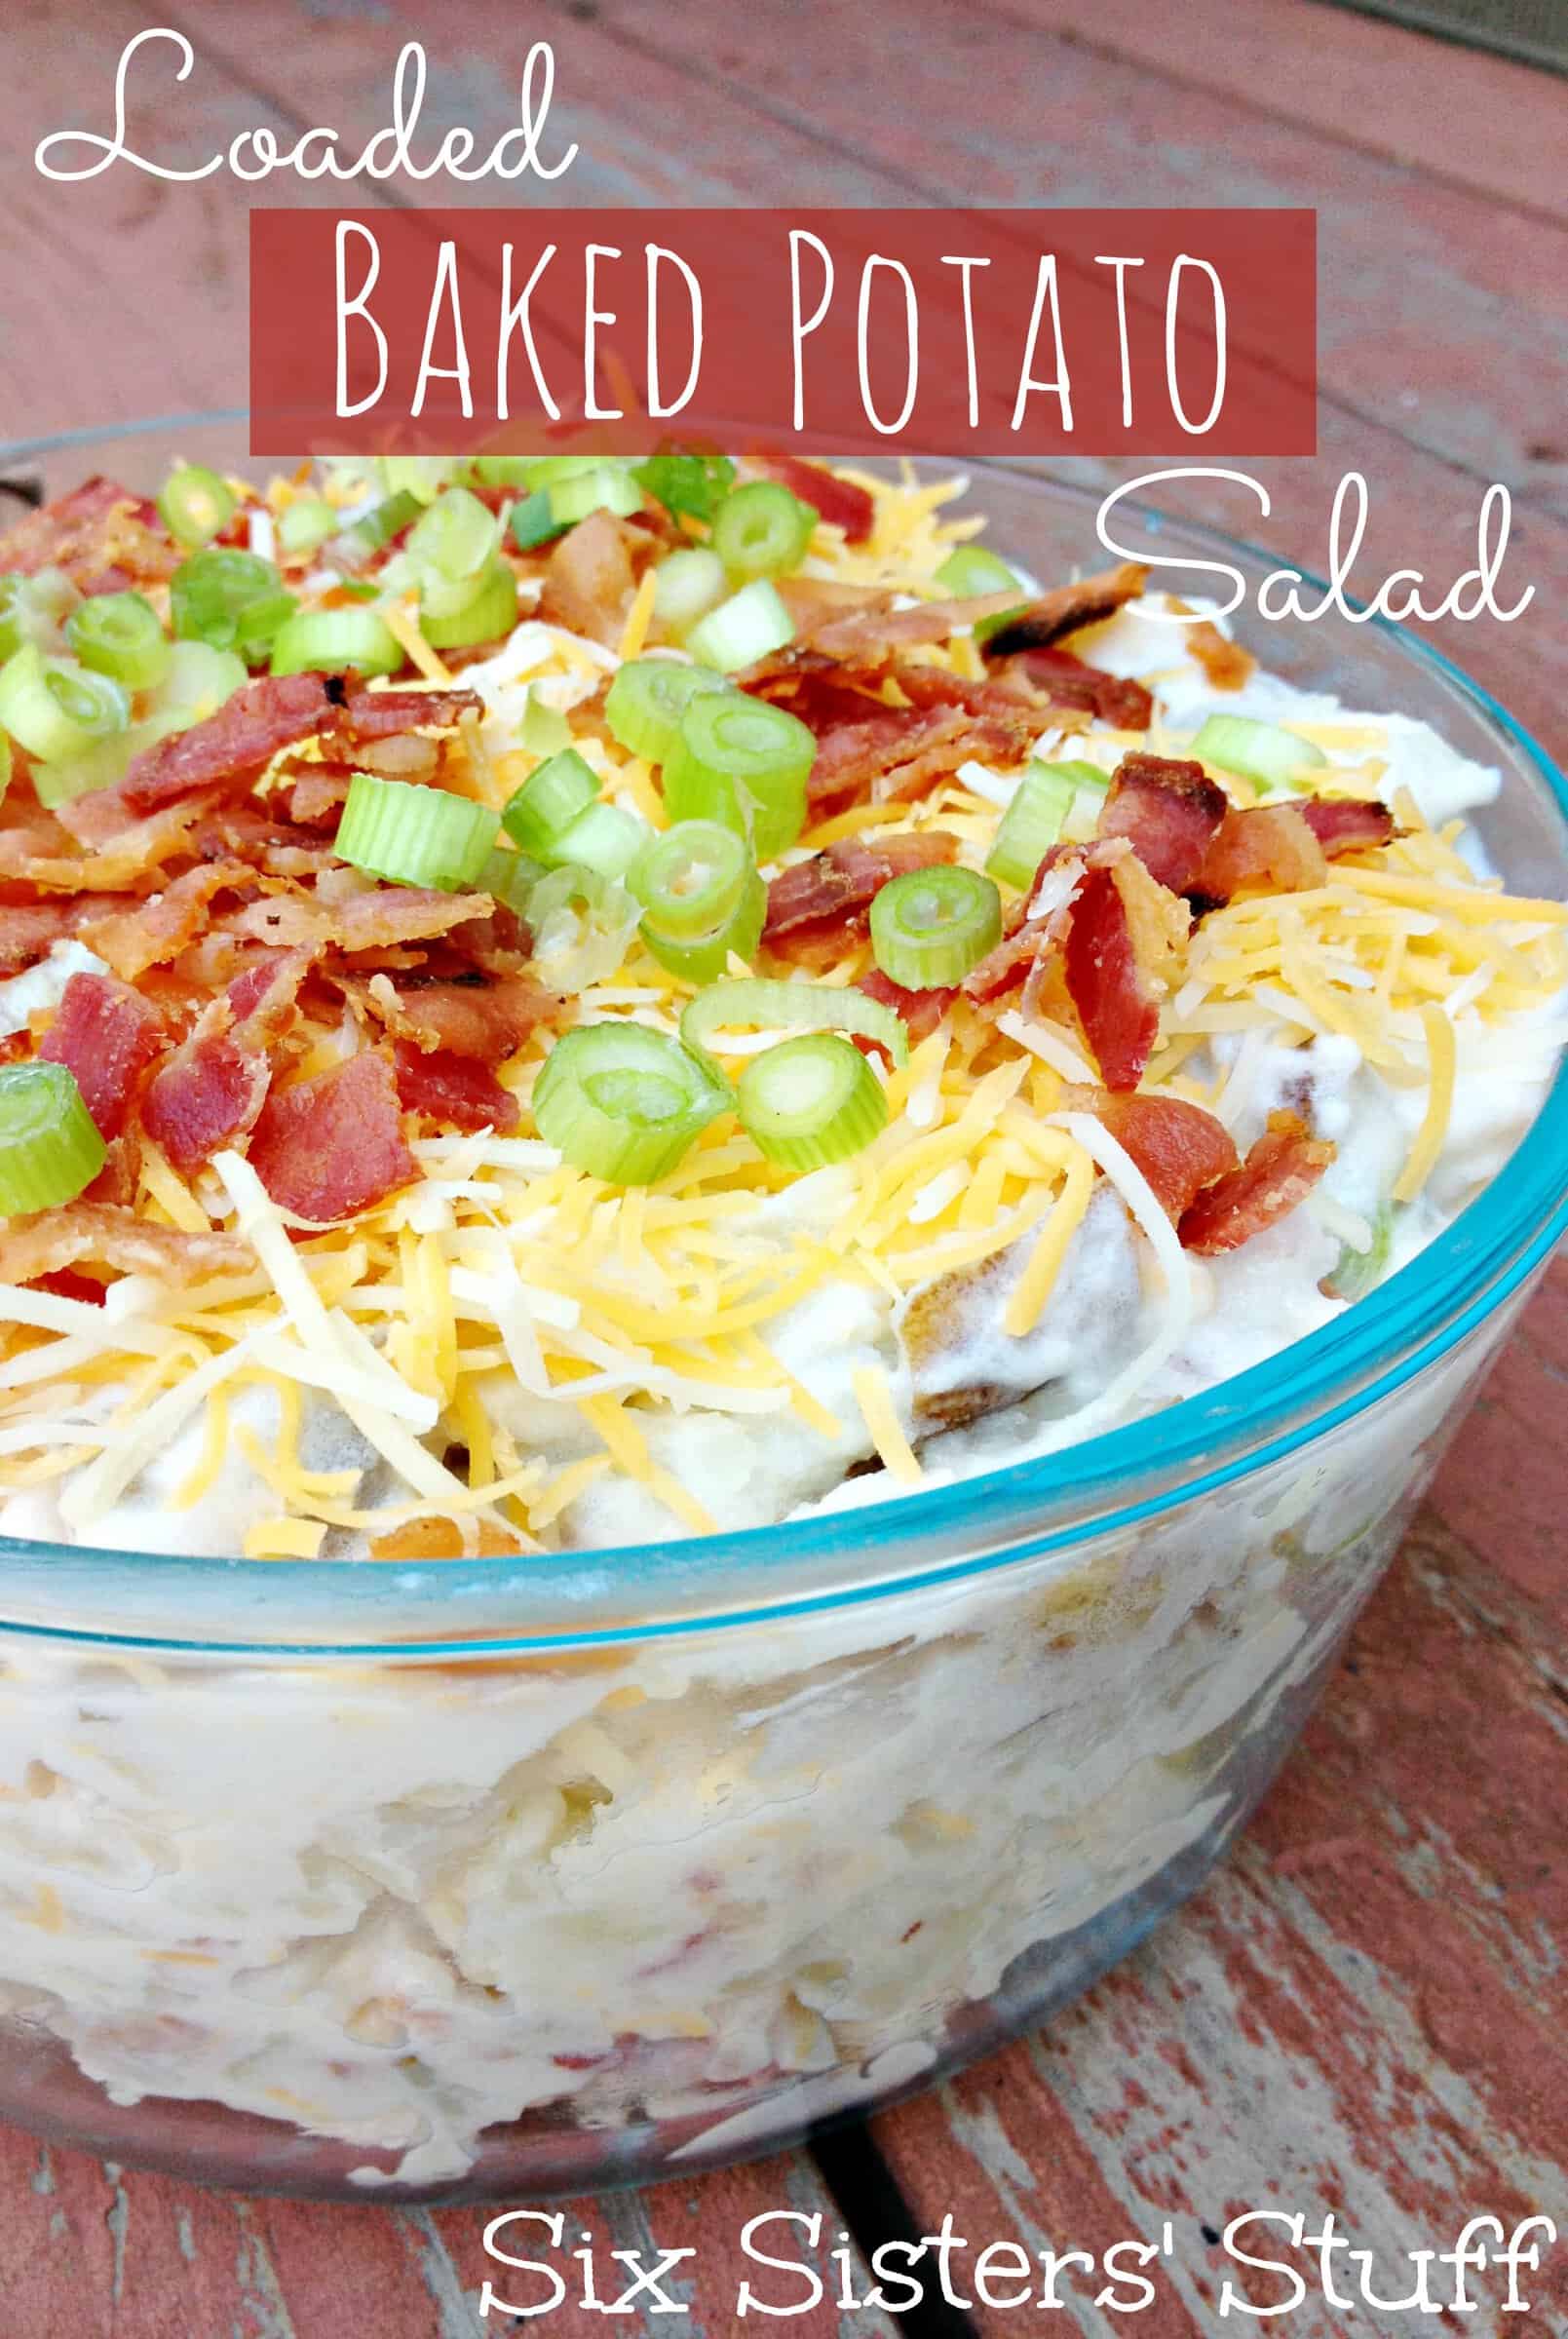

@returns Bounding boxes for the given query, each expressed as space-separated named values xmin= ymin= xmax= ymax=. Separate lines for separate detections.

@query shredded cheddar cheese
xmin=851 ymin=1364 xmax=923 ymax=1485
xmin=1394 ymin=1003 xmax=1458 ymax=1203
xmin=0 ymin=463 xmax=1562 ymax=1553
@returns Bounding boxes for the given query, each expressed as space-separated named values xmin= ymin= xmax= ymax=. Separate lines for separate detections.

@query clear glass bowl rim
xmin=0 ymin=419 xmax=1563 ymax=1657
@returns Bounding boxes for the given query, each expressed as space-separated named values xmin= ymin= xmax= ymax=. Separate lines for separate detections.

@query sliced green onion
xmin=30 ymin=723 xmax=157 ymax=807
xmin=510 ymin=490 xmax=567 ymax=552
xmin=519 ymin=689 xmax=573 ymax=757
xmin=1325 ymin=1202 xmax=1396 ymax=1301
xmin=633 ymin=453 xmax=735 ymax=524
xmin=985 ymin=760 xmax=1107 ymax=888
xmin=345 ymin=488 xmax=424 ymax=556
xmin=631 ymin=821 xmax=750 ymax=938
xmin=685 ymin=578 xmax=795 ymax=673
xmin=64 ymin=591 xmax=171 ymax=691
xmin=532 ymin=1023 xmax=730 ymax=1185
xmin=661 ymin=692 xmax=814 ymax=861
xmin=30 ymin=658 xmax=129 ymax=741
xmin=335 ymin=772 xmax=497 ymax=891
xmin=419 ymin=558 xmax=518 ymax=650
xmin=523 ymin=457 xmax=612 ymax=489
xmin=0 ymin=646 xmax=129 ymax=762
xmin=470 ymin=457 xmax=535 ymax=489
xmin=171 ymin=549 xmax=282 ymax=654
xmin=479 ymin=845 xmax=545 ymax=917
xmin=269 ymin=604 xmax=403 ymax=679
xmin=641 ymin=869 xmax=767 ymax=986
xmin=0 ymin=1061 xmax=107 ymax=1216
xmin=604 ymin=658 xmax=730 ymax=764
xmin=934 ymin=543 xmax=1025 ymax=643
xmin=501 ymin=748 xmax=600 ymax=855
xmin=0 ymin=568 xmax=80 ymax=664
xmin=542 ymin=800 xmax=648 ymax=882
xmin=738 ymin=1033 xmax=887 ymax=1170
xmin=711 ymin=480 xmax=816 ymax=581
xmin=633 ymin=821 xmax=764 ymax=981
xmin=547 ymin=465 xmax=643 ymax=526
xmin=651 ymin=547 xmax=728 ymax=636
xmin=870 ymin=865 xmax=1002 ymax=989
xmin=681 ymin=977 xmax=908 ymax=1069
xmin=277 ymin=495 xmax=337 ymax=557
xmin=406 ymin=485 xmax=500 ymax=584
xmin=1191 ymin=712 xmax=1326 ymax=792
xmin=158 ymin=464 xmax=236 ymax=549
xmin=379 ymin=456 xmax=457 ymax=505
xmin=145 ymin=641 xmax=248 ymax=732
xmin=231 ymin=588 xmax=299 ymax=669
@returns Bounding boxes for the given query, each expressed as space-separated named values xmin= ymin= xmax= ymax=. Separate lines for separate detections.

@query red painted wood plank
xmin=0 ymin=2132 xmax=901 ymax=2336
xmin=566 ymin=0 xmax=1568 ymax=512
xmin=1035 ymin=0 xmax=1568 ymax=222
xmin=872 ymin=1503 xmax=1568 ymax=2330
xmin=1428 ymin=1259 xmax=1568 ymax=1629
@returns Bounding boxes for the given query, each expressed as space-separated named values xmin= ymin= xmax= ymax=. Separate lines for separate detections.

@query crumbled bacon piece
xmin=776 ymin=577 xmax=892 ymax=634
xmin=763 ymin=830 xmax=958 ymax=960
xmin=1298 ymin=796 xmax=1397 ymax=856
xmin=815 ymin=703 xmax=1037 ymax=814
xmin=141 ymin=1021 xmax=271 ymax=1173
xmin=1097 ymin=752 xmax=1229 ymax=894
xmin=78 ymin=860 xmax=255 ymax=982
xmin=980 ymin=561 xmax=1150 ymax=658
xmin=38 ymin=974 xmax=166 ymax=1139
xmin=0 ymin=901 xmax=117 ymax=977
xmin=857 ymin=966 xmax=957 ymax=1043
xmin=1067 ymin=1089 xmax=1240 ymax=1222
xmin=803 ymin=590 xmax=1026 ymax=662
xmin=959 ymin=843 xmax=1088 ymax=1009
xmin=286 ymin=765 xmax=355 ymax=827
xmin=351 ymin=733 xmax=440 ymax=781
xmin=227 ymin=947 xmax=313 ymax=1044
xmin=1193 ymin=804 xmax=1328 ymax=907
xmin=46 ymin=788 xmax=230 ymax=887
xmin=749 ymin=455 xmax=875 ymax=543
xmin=122 ymin=674 xmax=344 ymax=812
xmin=0 ymin=1203 xmax=250 ymax=1285
xmin=1062 ymin=863 xmax=1162 ymax=1093
xmin=247 ymin=1050 xmax=417 ymax=1222
xmin=1177 ymin=1110 xmax=1335 ymax=1254
xmin=0 ymin=477 xmax=177 ymax=592
xmin=340 ymin=686 xmax=481 ymax=741
xmin=538 ymin=509 xmax=634 ymax=646
xmin=961 ymin=921 xmax=1042 ymax=1006
xmin=340 ymin=970 xmax=558 ymax=1062
xmin=228 ymin=885 xmax=493 ymax=955
xmin=1185 ymin=620 xmax=1254 ymax=691
xmin=186 ymin=804 xmax=335 ymax=880
xmin=999 ymin=647 xmax=1154 ymax=732
xmin=394 ymin=1041 xmax=519 ymax=1132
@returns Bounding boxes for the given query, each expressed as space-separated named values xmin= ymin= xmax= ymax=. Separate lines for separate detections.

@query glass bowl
xmin=0 ymin=423 xmax=1563 ymax=2203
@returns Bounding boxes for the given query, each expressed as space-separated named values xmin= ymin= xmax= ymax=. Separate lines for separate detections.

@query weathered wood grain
xmin=871 ymin=1487 xmax=1568 ymax=2333
xmin=563 ymin=0 xmax=1568 ymax=512
xmin=0 ymin=2139 xmax=900 ymax=2339
xmin=1031 ymin=0 xmax=1568 ymax=222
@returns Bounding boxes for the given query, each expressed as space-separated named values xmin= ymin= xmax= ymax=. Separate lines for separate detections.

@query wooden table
xmin=2 ymin=3 xmax=1565 ymax=2330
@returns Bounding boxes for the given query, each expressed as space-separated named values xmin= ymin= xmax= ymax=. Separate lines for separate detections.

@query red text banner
xmin=249 ymin=208 xmax=1316 ymax=459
